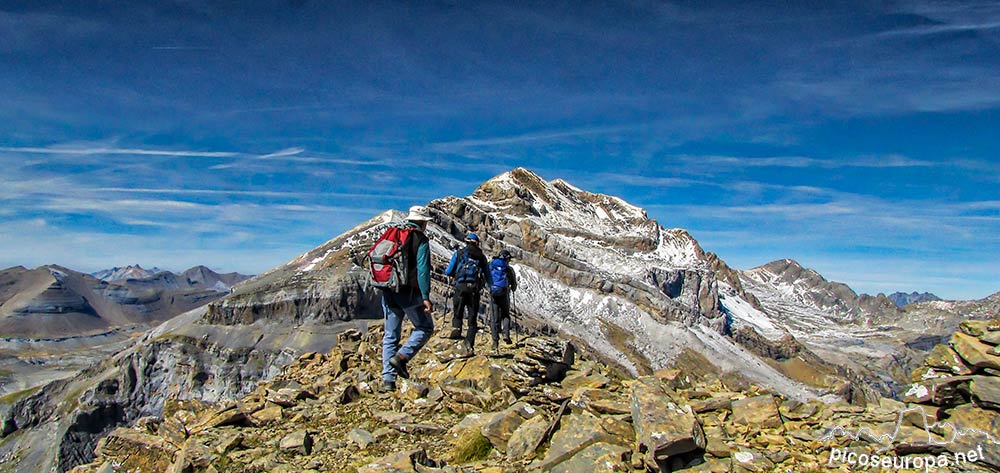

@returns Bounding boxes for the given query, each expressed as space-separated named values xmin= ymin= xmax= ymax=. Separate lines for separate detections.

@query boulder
xmin=924 ymin=344 xmax=975 ymax=375
xmin=375 ymin=410 xmax=413 ymax=424
xmin=337 ymin=384 xmax=361 ymax=404
xmin=691 ymin=395 xmax=733 ymax=414
xmin=731 ymin=394 xmax=782 ymax=429
xmin=572 ymin=388 xmax=630 ymax=415
xmin=392 ymin=422 xmax=444 ymax=434
xmin=448 ymin=413 xmax=498 ymax=447
xmin=778 ymin=399 xmax=817 ymax=421
xmin=279 ymin=429 xmax=313 ymax=455
xmin=686 ymin=458 xmax=733 ymax=472
xmin=167 ymin=438 xmax=215 ymax=473
xmin=533 ymin=411 xmax=618 ymax=471
xmin=960 ymin=320 xmax=996 ymax=338
xmin=215 ymin=432 xmax=244 ymax=454
xmin=939 ymin=404 xmax=1000 ymax=469
xmin=507 ymin=414 xmax=551 ymax=461
xmin=970 ymin=376 xmax=1000 ymax=410
xmin=630 ymin=377 xmax=706 ymax=469
xmin=980 ymin=331 xmax=1000 ymax=346
xmin=358 ymin=448 xmax=443 ymax=473
xmin=550 ymin=442 xmax=630 ymax=473
xmin=951 ymin=332 xmax=1000 ymax=370
xmin=252 ymin=403 xmax=284 ymax=424
xmin=441 ymin=383 xmax=490 ymax=408
xmin=160 ymin=416 xmax=189 ymax=445
xmin=902 ymin=376 xmax=972 ymax=406
xmin=561 ymin=366 xmax=610 ymax=392
xmin=94 ymin=428 xmax=179 ymax=472
xmin=398 ymin=379 xmax=430 ymax=401
xmin=191 ymin=407 xmax=253 ymax=433
xmin=731 ymin=449 xmax=775 ymax=473
xmin=891 ymin=425 xmax=948 ymax=455
xmin=348 ymin=428 xmax=376 ymax=449
xmin=902 ymin=404 xmax=942 ymax=429
xmin=597 ymin=414 xmax=634 ymax=442
xmin=481 ymin=402 xmax=539 ymax=452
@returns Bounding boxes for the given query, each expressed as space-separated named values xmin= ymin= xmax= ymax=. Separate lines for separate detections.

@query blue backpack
xmin=490 ymin=258 xmax=509 ymax=295
xmin=456 ymin=249 xmax=482 ymax=285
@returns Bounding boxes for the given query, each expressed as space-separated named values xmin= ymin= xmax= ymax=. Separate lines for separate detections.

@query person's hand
xmin=423 ymin=299 xmax=434 ymax=313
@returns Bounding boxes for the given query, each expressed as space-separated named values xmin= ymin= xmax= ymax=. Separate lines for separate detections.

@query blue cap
xmin=465 ymin=233 xmax=480 ymax=243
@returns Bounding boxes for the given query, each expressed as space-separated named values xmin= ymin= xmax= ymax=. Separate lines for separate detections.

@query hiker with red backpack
xmin=367 ymin=205 xmax=434 ymax=392
xmin=489 ymin=250 xmax=518 ymax=352
xmin=444 ymin=233 xmax=492 ymax=354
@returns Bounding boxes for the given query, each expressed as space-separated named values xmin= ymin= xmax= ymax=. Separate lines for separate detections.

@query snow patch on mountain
xmin=719 ymin=283 xmax=785 ymax=340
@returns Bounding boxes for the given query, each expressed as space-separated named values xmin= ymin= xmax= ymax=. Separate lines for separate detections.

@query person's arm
xmin=444 ymin=251 xmax=458 ymax=277
xmin=481 ymin=256 xmax=493 ymax=288
xmin=508 ymin=266 xmax=517 ymax=292
xmin=416 ymin=240 xmax=431 ymax=300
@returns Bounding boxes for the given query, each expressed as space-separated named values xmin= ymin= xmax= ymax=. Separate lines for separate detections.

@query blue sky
xmin=1 ymin=0 xmax=998 ymax=300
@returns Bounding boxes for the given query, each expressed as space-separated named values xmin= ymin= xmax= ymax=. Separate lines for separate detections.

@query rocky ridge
xmin=65 ymin=313 xmax=1000 ymax=473
xmin=738 ymin=261 xmax=1000 ymax=401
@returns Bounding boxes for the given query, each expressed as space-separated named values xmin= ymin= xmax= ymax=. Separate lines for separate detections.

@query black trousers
xmin=452 ymin=283 xmax=480 ymax=347
xmin=490 ymin=291 xmax=511 ymax=344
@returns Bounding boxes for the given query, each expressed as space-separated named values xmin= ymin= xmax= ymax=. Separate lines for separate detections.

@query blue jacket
xmin=445 ymin=245 xmax=492 ymax=288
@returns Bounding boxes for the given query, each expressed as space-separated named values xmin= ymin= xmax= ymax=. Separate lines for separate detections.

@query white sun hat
xmin=406 ymin=205 xmax=432 ymax=222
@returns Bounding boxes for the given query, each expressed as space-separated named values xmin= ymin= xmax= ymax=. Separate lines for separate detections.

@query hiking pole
xmin=489 ymin=292 xmax=498 ymax=353
xmin=511 ymin=289 xmax=519 ymax=345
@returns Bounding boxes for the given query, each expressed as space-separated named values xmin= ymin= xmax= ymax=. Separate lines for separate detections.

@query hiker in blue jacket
xmin=380 ymin=206 xmax=434 ymax=392
xmin=444 ymin=233 xmax=492 ymax=353
xmin=489 ymin=250 xmax=518 ymax=351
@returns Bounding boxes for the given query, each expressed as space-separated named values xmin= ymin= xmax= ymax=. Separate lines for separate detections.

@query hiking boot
xmin=491 ymin=340 xmax=499 ymax=352
xmin=504 ymin=337 xmax=513 ymax=345
xmin=447 ymin=328 xmax=463 ymax=339
xmin=380 ymin=380 xmax=396 ymax=393
xmin=389 ymin=355 xmax=409 ymax=379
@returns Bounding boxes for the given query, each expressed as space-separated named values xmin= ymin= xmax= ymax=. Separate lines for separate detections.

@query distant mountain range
xmin=0 ymin=264 xmax=252 ymax=340
xmin=886 ymin=291 xmax=941 ymax=307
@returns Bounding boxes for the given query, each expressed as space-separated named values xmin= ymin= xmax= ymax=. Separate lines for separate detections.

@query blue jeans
xmin=382 ymin=288 xmax=434 ymax=383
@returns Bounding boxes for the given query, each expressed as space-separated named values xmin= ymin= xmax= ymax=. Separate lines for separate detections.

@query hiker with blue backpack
xmin=444 ymin=233 xmax=492 ymax=353
xmin=489 ymin=250 xmax=518 ymax=352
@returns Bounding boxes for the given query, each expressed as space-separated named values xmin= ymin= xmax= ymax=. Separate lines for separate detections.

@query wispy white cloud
xmin=257 ymin=147 xmax=305 ymax=159
xmin=0 ymin=145 xmax=236 ymax=157
xmin=89 ymin=187 xmax=416 ymax=200
xmin=878 ymin=21 xmax=1000 ymax=37
xmin=39 ymin=197 xmax=206 ymax=214
xmin=584 ymin=173 xmax=702 ymax=188
xmin=677 ymin=154 xmax=936 ymax=169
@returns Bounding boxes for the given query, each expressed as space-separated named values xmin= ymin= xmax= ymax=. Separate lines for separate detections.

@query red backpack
xmin=367 ymin=225 xmax=415 ymax=291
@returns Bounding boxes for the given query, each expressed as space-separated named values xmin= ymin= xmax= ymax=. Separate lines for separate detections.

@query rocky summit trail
xmin=66 ymin=315 xmax=1000 ymax=472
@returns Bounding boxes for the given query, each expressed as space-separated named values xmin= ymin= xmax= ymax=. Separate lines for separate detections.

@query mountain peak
xmin=92 ymin=264 xmax=162 ymax=282
xmin=471 ymin=168 xmax=649 ymax=236
xmin=886 ymin=291 xmax=941 ymax=307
